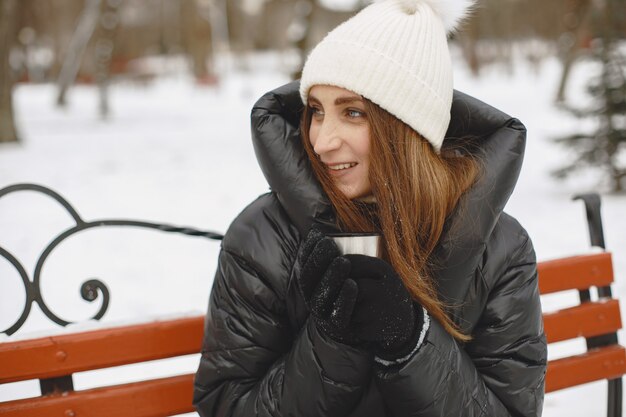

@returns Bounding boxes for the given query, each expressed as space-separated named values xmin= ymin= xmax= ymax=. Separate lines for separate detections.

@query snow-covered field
xmin=1 ymin=48 xmax=625 ymax=415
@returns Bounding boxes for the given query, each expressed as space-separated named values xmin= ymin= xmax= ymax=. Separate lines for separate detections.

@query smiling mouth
xmin=327 ymin=162 xmax=357 ymax=171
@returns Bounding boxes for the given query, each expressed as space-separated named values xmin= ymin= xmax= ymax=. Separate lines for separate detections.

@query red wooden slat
xmin=0 ymin=374 xmax=194 ymax=417
xmin=538 ymin=252 xmax=614 ymax=295
xmin=545 ymin=345 xmax=626 ymax=393
xmin=0 ymin=316 xmax=204 ymax=383
xmin=543 ymin=299 xmax=622 ymax=343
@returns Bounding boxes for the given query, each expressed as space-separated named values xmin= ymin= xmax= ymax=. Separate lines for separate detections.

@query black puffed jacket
xmin=193 ymin=81 xmax=547 ymax=417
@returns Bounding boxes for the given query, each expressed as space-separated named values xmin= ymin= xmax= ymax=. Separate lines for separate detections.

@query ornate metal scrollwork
xmin=0 ymin=183 xmax=223 ymax=336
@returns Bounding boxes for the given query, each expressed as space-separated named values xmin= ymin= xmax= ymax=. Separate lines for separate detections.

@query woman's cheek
xmin=308 ymin=126 xmax=318 ymax=147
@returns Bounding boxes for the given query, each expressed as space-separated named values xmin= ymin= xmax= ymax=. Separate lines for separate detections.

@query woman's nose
xmin=313 ymin=120 xmax=342 ymax=155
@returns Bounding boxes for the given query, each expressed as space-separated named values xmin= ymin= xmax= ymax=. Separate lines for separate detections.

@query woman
xmin=194 ymin=0 xmax=547 ymax=416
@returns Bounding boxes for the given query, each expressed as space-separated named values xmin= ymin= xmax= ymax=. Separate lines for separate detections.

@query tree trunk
xmin=56 ymin=0 xmax=100 ymax=107
xmin=94 ymin=0 xmax=120 ymax=119
xmin=459 ymin=20 xmax=480 ymax=76
xmin=292 ymin=0 xmax=316 ymax=80
xmin=555 ymin=0 xmax=591 ymax=103
xmin=181 ymin=0 xmax=214 ymax=83
xmin=0 ymin=0 xmax=19 ymax=143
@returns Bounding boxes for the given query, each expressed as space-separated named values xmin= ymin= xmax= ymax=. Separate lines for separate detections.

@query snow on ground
xmin=1 ymin=48 xmax=625 ymax=415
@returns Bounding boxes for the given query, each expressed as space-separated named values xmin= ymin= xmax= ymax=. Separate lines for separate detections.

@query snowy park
xmin=1 ymin=0 xmax=626 ymax=413
xmin=0 ymin=47 xmax=624 ymax=415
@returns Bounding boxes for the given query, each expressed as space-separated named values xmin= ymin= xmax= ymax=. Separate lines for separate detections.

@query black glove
xmin=296 ymin=228 xmax=360 ymax=345
xmin=345 ymin=254 xmax=423 ymax=361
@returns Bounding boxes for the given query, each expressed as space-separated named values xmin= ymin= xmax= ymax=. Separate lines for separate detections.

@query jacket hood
xmin=251 ymin=81 xmax=526 ymax=311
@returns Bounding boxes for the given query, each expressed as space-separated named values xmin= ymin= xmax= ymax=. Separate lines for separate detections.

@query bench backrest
xmin=1 ymin=252 xmax=625 ymax=416
xmin=0 ymin=317 xmax=203 ymax=417
xmin=539 ymin=252 xmax=626 ymax=392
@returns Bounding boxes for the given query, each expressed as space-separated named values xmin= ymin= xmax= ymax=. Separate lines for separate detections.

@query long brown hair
xmin=301 ymin=97 xmax=480 ymax=342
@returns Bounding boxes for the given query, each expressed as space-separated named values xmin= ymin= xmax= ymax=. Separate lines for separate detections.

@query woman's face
xmin=307 ymin=85 xmax=372 ymax=200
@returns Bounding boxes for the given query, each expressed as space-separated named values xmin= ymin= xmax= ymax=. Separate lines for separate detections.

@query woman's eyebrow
xmin=307 ymin=95 xmax=363 ymax=106
xmin=334 ymin=96 xmax=363 ymax=105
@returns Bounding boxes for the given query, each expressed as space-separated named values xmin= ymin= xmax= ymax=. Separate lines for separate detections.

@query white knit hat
xmin=300 ymin=0 xmax=474 ymax=152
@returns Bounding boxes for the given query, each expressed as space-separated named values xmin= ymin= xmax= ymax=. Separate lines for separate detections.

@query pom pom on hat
xmin=397 ymin=0 xmax=475 ymax=33
xmin=300 ymin=0 xmax=476 ymax=152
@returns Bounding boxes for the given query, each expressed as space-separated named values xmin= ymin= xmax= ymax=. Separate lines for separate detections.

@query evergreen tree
xmin=553 ymin=0 xmax=626 ymax=192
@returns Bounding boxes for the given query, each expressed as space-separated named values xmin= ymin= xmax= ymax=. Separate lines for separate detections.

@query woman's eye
xmin=309 ymin=106 xmax=324 ymax=116
xmin=347 ymin=109 xmax=364 ymax=118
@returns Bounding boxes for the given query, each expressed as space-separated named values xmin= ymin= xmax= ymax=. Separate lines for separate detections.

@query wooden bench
xmin=540 ymin=251 xmax=626 ymax=416
xmin=0 ymin=317 xmax=204 ymax=417
xmin=0 ymin=251 xmax=624 ymax=417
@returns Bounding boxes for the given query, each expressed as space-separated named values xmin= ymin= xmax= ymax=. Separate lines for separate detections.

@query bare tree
xmin=181 ymin=0 xmax=214 ymax=83
xmin=0 ymin=0 xmax=20 ymax=143
xmin=555 ymin=0 xmax=592 ymax=103
xmin=56 ymin=0 xmax=101 ymax=107
xmin=93 ymin=0 xmax=121 ymax=118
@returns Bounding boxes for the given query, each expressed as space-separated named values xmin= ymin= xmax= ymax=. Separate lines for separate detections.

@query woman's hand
xmin=296 ymin=230 xmax=423 ymax=358
xmin=296 ymin=228 xmax=360 ymax=345
xmin=345 ymin=254 xmax=423 ymax=362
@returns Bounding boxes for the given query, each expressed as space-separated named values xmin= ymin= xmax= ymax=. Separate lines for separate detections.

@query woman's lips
xmin=326 ymin=162 xmax=357 ymax=177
